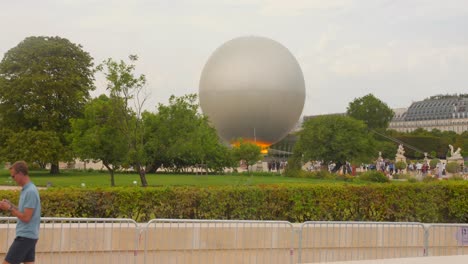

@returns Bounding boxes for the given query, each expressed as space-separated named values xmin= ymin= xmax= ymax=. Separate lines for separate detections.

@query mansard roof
xmin=404 ymin=97 xmax=468 ymax=121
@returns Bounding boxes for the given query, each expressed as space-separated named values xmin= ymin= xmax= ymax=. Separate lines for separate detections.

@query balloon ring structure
xmin=199 ymin=36 xmax=306 ymax=151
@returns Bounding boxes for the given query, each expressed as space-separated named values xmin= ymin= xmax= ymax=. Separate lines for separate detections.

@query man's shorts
xmin=5 ymin=236 xmax=38 ymax=264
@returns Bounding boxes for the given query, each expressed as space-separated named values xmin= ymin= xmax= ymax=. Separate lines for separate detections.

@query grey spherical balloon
xmin=199 ymin=36 xmax=305 ymax=147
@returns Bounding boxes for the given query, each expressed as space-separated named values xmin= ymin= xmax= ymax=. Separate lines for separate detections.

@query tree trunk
xmin=110 ymin=169 xmax=115 ymax=187
xmin=49 ymin=163 xmax=60 ymax=174
xmin=139 ymin=169 xmax=148 ymax=187
xmin=103 ymin=163 xmax=115 ymax=187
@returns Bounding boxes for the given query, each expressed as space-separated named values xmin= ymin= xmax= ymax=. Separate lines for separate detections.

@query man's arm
xmin=11 ymin=206 xmax=35 ymax=223
xmin=0 ymin=200 xmax=35 ymax=223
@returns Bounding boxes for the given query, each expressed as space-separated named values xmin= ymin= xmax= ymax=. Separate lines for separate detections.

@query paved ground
xmin=0 ymin=186 xmax=21 ymax=190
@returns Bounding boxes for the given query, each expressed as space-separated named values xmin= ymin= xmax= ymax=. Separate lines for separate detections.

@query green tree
xmin=295 ymin=115 xmax=375 ymax=171
xmin=1 ymin=130 xmax=63 ymax=169
xmin=70 ymin=95 xmax=129 ymax=186
xmin=347 ymin=94 xmax=394 ymax=131
xmin=143 ymin=94 xmax=233 ymax=173
xmin=231 ymin=139 xmax=263 ymax=173
xmin=0 ymin=36 xmax=95 ymax=173
xmin=97 ymin=55 xmax=148 ymax=186
xmin=454 ymin=131 xmax=468 ymax=157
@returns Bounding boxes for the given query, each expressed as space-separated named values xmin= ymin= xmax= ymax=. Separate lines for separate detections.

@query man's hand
xmin=0 ymin=200 xmax=12 ymax=211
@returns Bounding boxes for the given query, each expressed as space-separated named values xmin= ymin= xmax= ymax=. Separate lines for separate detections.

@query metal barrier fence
xmin=1 ymin=218 xmax=467 ymax=263
xmin=297 ymin=221 xmax=426 ymax=263
xmin=142 ymin=219 xmax=295 ymax=264
xmin=0 ymin=217 xmax=139 ymax=264
xmin=426 ymin=224 xmax=468 ymax=257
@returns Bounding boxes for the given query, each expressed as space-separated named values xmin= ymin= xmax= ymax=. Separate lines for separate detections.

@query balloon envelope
xmin=199 ymin=36 xmax=306 ymax=148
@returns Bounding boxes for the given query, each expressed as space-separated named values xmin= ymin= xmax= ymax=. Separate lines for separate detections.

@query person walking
xmin=0 ymin=161 xmax=41 ymax=264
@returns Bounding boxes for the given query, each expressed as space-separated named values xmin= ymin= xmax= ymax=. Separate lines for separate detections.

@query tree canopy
xmin=346 ymin=94 xmax=394 ymax=131
xmin=97 ymin=55 xmax=149 ymax=186
xmin=231 ymin=139 xmax=263 ymax=172
xmin=70 ymin=95 xmax=130 ymax=186
xmin=0 ymin=36 xmax=95 ymax=173
xmin=294 ymin=115 xmax=376 ymax=170
xmin=143 ymin=94 xmax=233 ymax=173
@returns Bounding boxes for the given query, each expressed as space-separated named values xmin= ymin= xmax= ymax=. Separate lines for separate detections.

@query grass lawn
xmin=0 ymin=169 xmax=328 ymax=188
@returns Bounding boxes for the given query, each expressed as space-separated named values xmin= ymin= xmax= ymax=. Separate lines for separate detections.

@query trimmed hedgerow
xmin=0 ymin=182 xmax=466 ymax=223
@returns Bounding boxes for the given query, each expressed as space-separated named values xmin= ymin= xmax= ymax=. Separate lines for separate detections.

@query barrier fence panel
xmin=0 ymin=217 xmax=140 ymax=264
xmin=297 ymin=221 xmax=426 ymax=263
xmin=142 ymin=219 xmax=295 ymax=264
xmin=3 ymin=217 xmax=468 ymax=263
xmin=0 ymin=217 xmax=17 ymax=258
xmin=425 ymin=224 xmax=468 ymax=257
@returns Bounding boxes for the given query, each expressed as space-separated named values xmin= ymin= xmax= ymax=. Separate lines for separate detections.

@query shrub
xmin=429 ymin=158 xmax=440 ymax=169
xmin=2 ymin=182 xmax=466 ymax=223
xmin=393 ymin=174 xmax=411 ymax=180
xmin=358 ymin=171 xmax=389 ymax=183
xmin=423 ymin=176 xmax=438 ymax=182
xmin=446 ymin=162 xmax=461 ymax=174
xmin=407 ymin=177 xmax=418 ymax=183
xmin=395 ymin=161 xmax=407 ymax=170
xmin=449 ymin=174 xmax=465 ymax=181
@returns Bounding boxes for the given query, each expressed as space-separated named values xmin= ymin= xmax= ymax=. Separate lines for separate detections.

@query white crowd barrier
xmin=0 ymin=218 xmax=466 ymax=263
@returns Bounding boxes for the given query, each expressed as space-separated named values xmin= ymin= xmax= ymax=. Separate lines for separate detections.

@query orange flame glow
xmin=231 ymin=139 xmax=271 ymax=154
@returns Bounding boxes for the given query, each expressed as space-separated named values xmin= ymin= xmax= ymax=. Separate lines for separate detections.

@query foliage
xmin=346 ymin=93 xmax=394 ymax=131
xmin=358 ymin=171 xmax=389 ymax=183
xmin=392 ymin=174 xmax=412 ymax=180
xmin=375 ymin=140 xmax=397 ymax=160
xmin=295 ymin=115 xmax=376 ymax=170
xmin=454 ymin=131 xmax=468 ymax=157
xmin=449 ymin=174 xmax=465 ymax=181
xmin=69 ymin=95 xmax=130 ymax=186
xmin=96 ymin=55 xmax=149 ymax=186
xmin=381 ymin=128 xmax=465 ymax=159
xmin=231 ymin=139 xmax=263 ymax=172
xmin=429 ymin=158 xmax=440 ymax=169
xmin=284 ymin=154 xmax=303 ymax=177
xmin=1 ymin=130 xmax=64 ymax=169
xmin=395 ymin=161 xmax=407 ymax=170
xmin=0 ymin=36 xmax=95 ymax=173
xmin=445 ymin=162 xmax=461 ymax=174
xmin=423 ymin=176 xmax=438 ymax=182
xmin=143 ymin=94 xmax=234 ymax=173
xmin=2 ymin=182 xmax=466 ymax=222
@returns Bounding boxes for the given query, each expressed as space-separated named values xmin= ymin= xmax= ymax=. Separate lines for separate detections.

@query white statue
xmin=397 ymin=144 xmax=405 ymax=156
xmin=449 ymin=144 xmax=463 ymax=159
xmin=377 ymin=151 xmax=383 ymax=162
xmin=395 ymin=144 xmax=406 ymax=162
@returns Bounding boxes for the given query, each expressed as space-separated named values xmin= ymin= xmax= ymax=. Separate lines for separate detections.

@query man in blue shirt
xmin=0 ymin=161 xmax=41 ymax=264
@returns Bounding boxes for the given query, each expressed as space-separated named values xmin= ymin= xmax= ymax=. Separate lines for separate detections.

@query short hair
xmin=10 ymin=161 xmax=29 ymax=176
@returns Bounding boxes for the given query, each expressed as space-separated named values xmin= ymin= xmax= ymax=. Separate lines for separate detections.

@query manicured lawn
xmin=0 ymin=169 xmax=325 ymax=188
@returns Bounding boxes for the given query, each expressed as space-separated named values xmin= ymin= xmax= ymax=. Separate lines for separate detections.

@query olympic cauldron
xmin=199 ymin=36 xmax=305 ymax=152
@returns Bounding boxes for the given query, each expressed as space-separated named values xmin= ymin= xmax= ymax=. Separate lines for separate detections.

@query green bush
xmin=449 ymin=174 xmax=464 ymax=181
xmin=395 ymin=161 xmax=407 ymax=170
xmin=407 ymin=177 xmax=418 ymax=183
xmin=446 ymin=162 xmax=460 ymax=173
xmin=358 ymin=171 xmax=389 ymax=183
xmin=423 ymin=176 xmax=438 ymax=182
xmin=429 ymin=159 xmax=440 ymax=169
xmin=392 ymin=174 xmax=411 ymax=180
xmin=1 ymin=182 xmax=466 ymax=223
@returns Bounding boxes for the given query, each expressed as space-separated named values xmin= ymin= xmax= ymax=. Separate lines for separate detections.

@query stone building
xmin=389 ymin=95 xmax=468 ymax=134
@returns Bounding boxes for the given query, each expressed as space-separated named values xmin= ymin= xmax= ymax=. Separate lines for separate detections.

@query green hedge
xmin=1 ymin=182 xmax=466 ymax=223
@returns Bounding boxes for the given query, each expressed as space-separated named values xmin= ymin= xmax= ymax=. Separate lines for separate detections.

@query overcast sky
xmin=1 ymin=0 xmax=467 ymax=116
